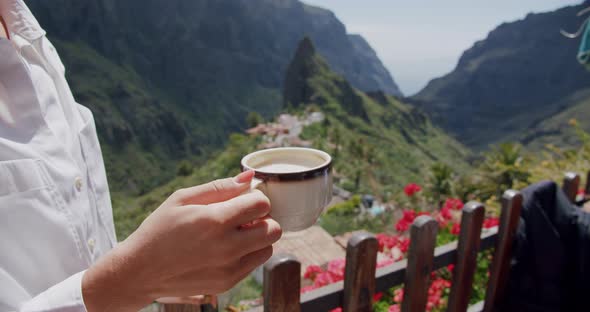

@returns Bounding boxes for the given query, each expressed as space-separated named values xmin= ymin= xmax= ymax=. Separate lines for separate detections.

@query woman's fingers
xmin=210 ymin=190 xmax=271 ymax=227
xmin=171 ymin=171 xmax=254 ymax=206
xmin=233 ymin=246 xmax=274 ymax=283
xmin=232 ymin=218 xmax=282 ymax=258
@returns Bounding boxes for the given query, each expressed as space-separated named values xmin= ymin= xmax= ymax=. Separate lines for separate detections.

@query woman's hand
xmin=82 ymin=170 xmax=281 ymax=312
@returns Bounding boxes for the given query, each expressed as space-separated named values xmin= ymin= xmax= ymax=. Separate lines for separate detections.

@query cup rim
xmin=240 ymin=147 xmax=332 ymax=181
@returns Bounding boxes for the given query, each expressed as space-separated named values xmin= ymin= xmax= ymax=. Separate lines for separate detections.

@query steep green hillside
xmin=520 ymin=88 xmax=590 ymax=149
xmin=412 ymin=3 xmax=590 ymax=150
xmin=285 ymin=38 xmax=470 ymax=194
xmin=115 ymin=38 xmax=469 ymax=239
xmin=28 ymin=0 xmax=401 ymax=196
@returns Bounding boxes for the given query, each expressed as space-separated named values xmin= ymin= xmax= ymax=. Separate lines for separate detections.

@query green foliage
xmin=227 ymin=275 xmax=263 ymax=309
xmin=476 ymin=143 xmax=531 ymax=200
xmin=176 ymin=160 xmax=193 ymax=176
xmin=427 ymin=162 xmax=454 ymax=206
xmin=284 ymin=37 xmax=471 ymax=198
xmin=246 ymin=112 xmax=264 ymax=128
xmin=325 ymin=195 xmax=361 ymax=216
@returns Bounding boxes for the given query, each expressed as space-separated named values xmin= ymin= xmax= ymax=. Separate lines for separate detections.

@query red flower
xmin=398 ymin=237 xmax=410 ymax=253
xmin=404 ymin=183 xmax=422 ymax=196
xmin=402 ymin=210 xmax=416 ymax=222
xmin=376 ymin=234 xmax=399 ymax=252
xmin=443 ymin=198 xmax=464 ymax=211
xmin=447 ymin=264 xmax=455 ymax=272
xmin=373 ymin=292 xmax=384 ymax=302
xmin=483 ymin=217 xmax=499 ymax=229
xmin=313 ymin=272 xmax=335 ymax=287
xmin=327 ymin=259 xmax=345 ymax=281
xmin=330 ymin=308 xmax=342 ymax=312
xmin=450 ymin=223 xmax=461 ymax=235
xmin=417 ymin=211 xmax=431 ymax=217
xmin=303 ymin=265 xmax=323 ymax=281
xmin=396 ymin=219 xmax=410 ymax=232
xmin=440 ymin=206 xmax=452 ymax=220
xmin=397 ymin=210 xmax=418 ymax=233
xmin=578 ymin=188 xmax=585 ymax=196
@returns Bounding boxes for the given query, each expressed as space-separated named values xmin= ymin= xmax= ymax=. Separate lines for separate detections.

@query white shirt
xmin=0 ymin=1 xmax=117 ymax=311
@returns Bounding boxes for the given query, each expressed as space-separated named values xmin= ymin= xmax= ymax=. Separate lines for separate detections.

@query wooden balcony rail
xmin=562 ymin=170 xmax=590 ymax=205
xmin=163 ymin=189 xmax=524 ymax=312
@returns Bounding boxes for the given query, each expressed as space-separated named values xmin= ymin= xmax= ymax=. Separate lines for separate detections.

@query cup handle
xmin=251 ymin=177 xmax=265 ymax=192
xmin=241 ymin=177 xmax=266 ymax=195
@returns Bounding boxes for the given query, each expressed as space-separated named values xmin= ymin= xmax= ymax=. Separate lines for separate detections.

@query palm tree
xmin=428 ymin=162 xmax=454 ymax=208
xmin=479 ymin=143 xmax=530 ymax=198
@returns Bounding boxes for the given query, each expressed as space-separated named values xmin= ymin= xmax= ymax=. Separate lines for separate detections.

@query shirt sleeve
xmin=18 ymin=271 xmax=87 ymax=312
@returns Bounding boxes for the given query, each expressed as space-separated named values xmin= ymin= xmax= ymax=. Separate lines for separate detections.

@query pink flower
xmin=393 ymin=289 xmax=404 ymax=303
xmin=330 ymin=308 xmax=342 ymax=312
xmin=377 ymin=258 xmax=395 ymax=268
xmin=578 ymin=188 xmax=585 ymax=196
xmin=483 ymin=217 xmax=499 ymax=229
xmin=300 ymin=285 xmax=316 ymax=293
xmin=450 ymin=223 xmax=461 ymax=235
xmin=327 ymin=259 xmax=345 ymax=281
xmin=303 ymin=265 xmax=323 ymax=281
xmin=436 ymin=214 xmax=449 ymax=229
xmin=388 ymin=304 xmax=401 ymax=312
xmin=404 ymin=183 xmax=422 ymax=197
xmin=447 ymin=264 xmax=455 ymax=272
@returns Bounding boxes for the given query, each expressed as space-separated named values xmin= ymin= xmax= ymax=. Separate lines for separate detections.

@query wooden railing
xmin=163 ymin=170 xmax=589 ymax=312
xmin=562 ymin=170 xmax=590 ymax=205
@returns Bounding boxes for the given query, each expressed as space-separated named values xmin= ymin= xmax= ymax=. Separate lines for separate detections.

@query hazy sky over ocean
xmin=302 ymin=0 xmax=583 ymax=95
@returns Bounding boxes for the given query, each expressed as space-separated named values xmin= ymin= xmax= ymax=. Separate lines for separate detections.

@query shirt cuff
xmin=19 ymin=270 xmax=87 ymax=312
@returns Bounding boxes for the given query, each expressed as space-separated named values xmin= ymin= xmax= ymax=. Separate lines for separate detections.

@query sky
xmin=302 ymin=0 xmax=583 ymax=95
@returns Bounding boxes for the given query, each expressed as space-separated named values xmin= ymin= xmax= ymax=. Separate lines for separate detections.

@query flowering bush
xmin=302 ymin=193 xmax=498 ymax=312
xmin=404 ymin=183 xmax=422 ymax=197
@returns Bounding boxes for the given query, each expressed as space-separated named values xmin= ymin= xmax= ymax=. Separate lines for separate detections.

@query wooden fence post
xmin=563 ymin=172 xmax=580 ymax=204
xmin=482 ymin=190 xmax=523 ymax=312
xmin=402 ymin=216 xmax=438 ymax=312
xmin=343 ymin=232 xmax=378 ymax=312
xmin=447 ymin=202 xmax=485 ymax=312
xmin=586 ymin=170 xmax=590 ymax=196
xmin=263 ymin=254 xmax=301 ymax=312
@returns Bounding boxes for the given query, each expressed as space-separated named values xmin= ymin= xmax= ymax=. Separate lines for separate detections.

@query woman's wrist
xmin=82 ymin=242 xmax=154 ymax=312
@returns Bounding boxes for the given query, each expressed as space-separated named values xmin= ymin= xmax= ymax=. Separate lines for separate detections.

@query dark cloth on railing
xmin=500 ymin=181 xmax=590 ymax=312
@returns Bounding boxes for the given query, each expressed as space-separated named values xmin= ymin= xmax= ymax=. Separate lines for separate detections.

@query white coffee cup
xmin=240 ymin=147 xmax=333 ymax=232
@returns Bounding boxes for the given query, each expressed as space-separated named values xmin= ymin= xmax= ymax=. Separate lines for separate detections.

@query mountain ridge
xmin=27 ymin=0 xmax=402 ymax=195
xmin=412 ymin=3 xmax=590 ymax=150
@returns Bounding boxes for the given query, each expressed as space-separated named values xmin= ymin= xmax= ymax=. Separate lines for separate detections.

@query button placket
xmin=87 ymin=238 xmax=95 ymax=254
xmin=74 ymin=177 xmax=83 ymax=191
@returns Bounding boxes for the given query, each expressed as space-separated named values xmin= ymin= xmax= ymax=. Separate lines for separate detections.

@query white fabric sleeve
xmin=18 ymin=271 xmax=87 ymax=312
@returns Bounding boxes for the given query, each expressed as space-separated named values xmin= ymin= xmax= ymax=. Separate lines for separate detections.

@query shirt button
xmin=75 ymin=177 xmax=83 ymax=191
xmin=87 ymin=238 xmax=95 ymax=253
